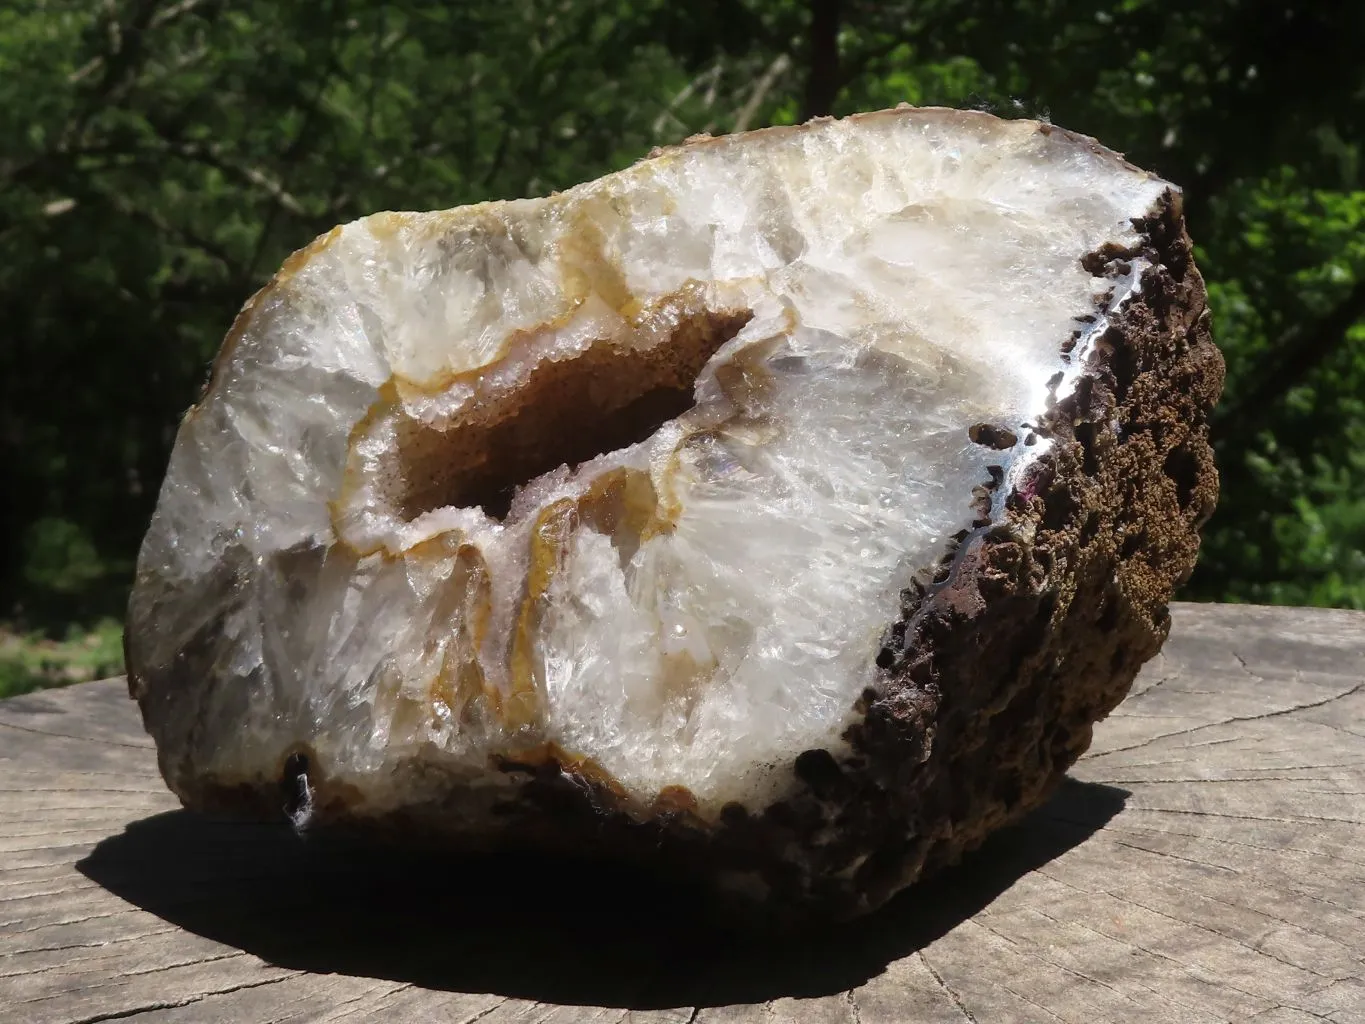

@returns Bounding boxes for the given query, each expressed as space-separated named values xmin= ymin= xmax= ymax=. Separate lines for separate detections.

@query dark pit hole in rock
xmin=993 ymin=772 xmax=1024 ymax=811
xmin=1110 ymin=337 xmax=1140 ymax=403
xmin=1080 ymin=242 xmax=1139 ymax=276
xmin=280 ymin=751 xmax=312 ymax=821
xmin=1120 ymin=531 xmax=1144 ymax=559
xmin=794 ymin=748 xmax=847 ymax=798
xmin=1073 ymin=421 xmax=1101 ymax=476
xmin=1096 ymin=592 xmax=1121 ymax=632
xmin=1045 ymin=370 xmax=1065 ymax=402
xmin=762 ymin=799 xmax=798 ymax=829
xmin=719 ymin=801 xmax=750 ymax=826
xmin=901 ymin=579 xmax=928 ymax=609
xmin=968 ymin=423 xmax=1018 ymax=450
xmin=1078 ymin=510 xmax=1100 ymax=546
xmin=1071 ymin=374 xmax=1096 ymax=413
xmin=1109 ymin=645 xmax=1128 ymax=673
xmin=393 ymin=308 xmax=753 ymax=521
xmin=970 ymin=484 xmax=993 ymax=524
xmin=1041 ymin=486 xmax=1078 ymax=533
xmin=1163 ymin=442 xmax=1200 ymax=510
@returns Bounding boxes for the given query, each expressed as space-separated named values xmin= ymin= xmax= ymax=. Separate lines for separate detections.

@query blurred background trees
xmin=3 ymin=0 xmax=1364 ymax=693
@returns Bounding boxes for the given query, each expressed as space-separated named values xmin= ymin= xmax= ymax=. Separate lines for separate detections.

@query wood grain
xmin=1 ymin=602 xmax=1362 ymax=1023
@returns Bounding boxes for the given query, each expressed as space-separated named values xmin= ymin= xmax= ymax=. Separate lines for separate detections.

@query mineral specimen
xmin=127 ymin=106 xmax=1222 ymax=916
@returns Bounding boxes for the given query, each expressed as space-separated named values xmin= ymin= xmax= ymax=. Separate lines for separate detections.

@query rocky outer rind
xmin=842 ymin=192 xmax=1223 ymax=912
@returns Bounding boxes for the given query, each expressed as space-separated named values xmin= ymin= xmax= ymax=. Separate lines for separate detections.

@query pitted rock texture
xmin=126 ymin=107 xmax=1222 ymax=916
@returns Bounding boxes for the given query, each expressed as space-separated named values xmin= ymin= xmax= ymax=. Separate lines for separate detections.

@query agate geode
xmin=127 ymin=107 xmax=1223 ymax=916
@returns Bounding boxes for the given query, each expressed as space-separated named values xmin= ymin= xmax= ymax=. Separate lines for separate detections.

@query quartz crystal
xmin=127 ymin=107 xmax=1222 ymax=915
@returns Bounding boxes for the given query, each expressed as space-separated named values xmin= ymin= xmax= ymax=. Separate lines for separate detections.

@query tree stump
xmin=2 ymin=602 xmax=1363 ymax=1023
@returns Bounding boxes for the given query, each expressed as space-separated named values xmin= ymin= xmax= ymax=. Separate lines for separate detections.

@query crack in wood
xmin=844 ymin=988 xmax=862 ymax=1024
xmin=1020 ymin=904 xmax=1217 ymax=1018
xmin=917 ymin=952 xmax=978 ymax=1023
xmin=0 ymin=720 xmax=154 ymax=751
xmin=1090 ymin=681 xmax=1365 ymax=760
xmin=462 ymin=996 xmax=513 ymax=1024
xmin=996 ymin=982 xmax=1069 ymax=1022
xmin=54 ymin=974 xmax=295 ymax=1024
xmin=967 ymin=916 xmax=1139 ymax=1002
xmin=1086 ymin=877 xmax=1340 ymax=981
xmin=1105 ymin=822 xmax=1365 ymax=870
xmin=0 ymin=908 xmax=133 ymax=935
xmin=308 ymin=982 xmax=416 ymax=1023
xmin=1131 ymin=806 xmax=1365 ymax=827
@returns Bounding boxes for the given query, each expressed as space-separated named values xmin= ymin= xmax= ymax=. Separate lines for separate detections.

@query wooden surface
xmin=2 ymin=602 xmax=1363 ymax=1024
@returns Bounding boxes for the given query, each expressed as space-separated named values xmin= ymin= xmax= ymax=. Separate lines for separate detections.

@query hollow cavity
xmin=393 ymin=309 xmax=753 ymax=521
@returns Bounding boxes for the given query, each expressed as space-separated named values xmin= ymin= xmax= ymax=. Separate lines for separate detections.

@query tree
xmin=2 ymin=0 xmax=1363 ymax=659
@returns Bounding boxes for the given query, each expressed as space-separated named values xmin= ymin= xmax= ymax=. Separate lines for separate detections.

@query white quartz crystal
xmin=128 ymin=108 xmax=1170 ymax=821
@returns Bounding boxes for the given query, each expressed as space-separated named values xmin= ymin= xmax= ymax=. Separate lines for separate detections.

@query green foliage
xmin=1190 ymin=174 xmax=1365 ymax=607
xmin=2 ymin=0 xmax=1363 ymax=697
xmin=22 ymin=518 xmax=107 ymax=596
xmin=0 ymin=619 xmax=124 ymax=699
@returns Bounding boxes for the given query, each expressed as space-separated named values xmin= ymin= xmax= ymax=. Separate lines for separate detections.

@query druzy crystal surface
xmin=128 ymin=109 xmax=1214 ymax=909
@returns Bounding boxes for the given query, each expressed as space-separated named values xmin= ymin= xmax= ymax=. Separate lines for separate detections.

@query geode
xmin=126 ymin=106 xmax=1222 ymax=917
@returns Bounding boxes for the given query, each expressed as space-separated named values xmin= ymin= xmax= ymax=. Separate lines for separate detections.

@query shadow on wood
xmin=74 ymin=777 xmax=1126 ymax=1009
